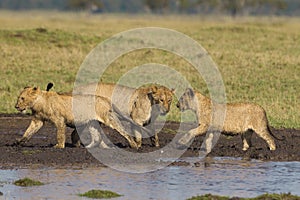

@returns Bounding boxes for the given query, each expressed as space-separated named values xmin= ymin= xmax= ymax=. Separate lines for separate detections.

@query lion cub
xmin=177 ymin=88 xmax=281 ymax=152
xmin=15 ymin=85 xmax=138 ymax=149
xmin=73 ymin=83 xmax=174 ymax=148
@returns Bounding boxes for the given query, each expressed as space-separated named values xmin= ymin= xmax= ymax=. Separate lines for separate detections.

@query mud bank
xmin=0 ymin=114 xmax=299 ymax=169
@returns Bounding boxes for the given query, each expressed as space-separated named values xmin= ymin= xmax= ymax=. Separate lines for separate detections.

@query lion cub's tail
xmin=46 ymin=82 xmax=54 ymax=91
xmin=268 ymin=125 xmax=285 ymax=141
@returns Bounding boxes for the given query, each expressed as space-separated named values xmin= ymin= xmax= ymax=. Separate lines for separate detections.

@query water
xmin=0 ymin=157 xmax=299 ymax=200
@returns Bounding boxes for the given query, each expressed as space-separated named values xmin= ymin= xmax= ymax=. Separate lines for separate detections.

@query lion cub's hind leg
xmin=85 ymin=121 xmax=111 ymax=149
xmin=72 ymin=121 xmax=111 ymax=149
xmin=241 ymin=130 xmax=253 ymax=151
xmin=85 ymin=125 xmax=101 ymax=148
xmin=54 ymin=123 xmax=66 ymax=148
xmin=71 ymin=129 xmax=81 ymax=148
xmin=152 ymin=132 xmax=160 ymax=147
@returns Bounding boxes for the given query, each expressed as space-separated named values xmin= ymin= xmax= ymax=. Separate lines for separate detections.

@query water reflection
xmin=0 ymin=158 xmax=299 ymax=200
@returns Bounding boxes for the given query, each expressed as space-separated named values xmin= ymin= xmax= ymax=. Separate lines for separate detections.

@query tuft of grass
xmin=162 ymin=128 xmax=178 ymax=134
xmin=254 ymin=193 xmax=300 ymax=200
xmin=78 ymin=189 xmax=122 ymax=199
xmin=187 ymin=193 xmax=300 ymax=200
xmin=187 ymin=194 xmax=230 ymax=200
xmin=14 ymin=177 xmax=44 ymax=187
xmin=21 ymin=149 xmax=41 ymax=155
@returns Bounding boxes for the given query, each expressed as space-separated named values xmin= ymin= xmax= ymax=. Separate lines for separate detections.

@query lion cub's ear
xmin=31 ymin=86 xmax=40 ymax=94
xmin=147 ymin=85 xmax=157 ymax=95
xmin=186 ymin=88 xmax=195 ymax=97
xmin=170 ymin=88 xmax=175 ymax=94
xmin=150 ymin=85 xmax=158 ymax=94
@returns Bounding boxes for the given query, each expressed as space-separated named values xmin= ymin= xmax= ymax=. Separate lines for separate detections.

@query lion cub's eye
xmin=21 ymin=97 xmax=25 ymax=101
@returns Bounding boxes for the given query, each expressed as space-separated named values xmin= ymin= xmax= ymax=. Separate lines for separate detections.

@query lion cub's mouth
xmin=160 ymin=110 xmax=168 ymax=116
xmin=16 ymin=107 xmax=26 ymax=113
xmin=18 ymin=109 xmax=26 ymax=114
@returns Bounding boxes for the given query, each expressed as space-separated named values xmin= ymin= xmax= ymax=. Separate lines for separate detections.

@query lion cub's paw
xmin=15 ymin=137 xmax=28 ymax=145
xmin=129 ymin=142 xmax=139 ymax=149
xmin=54 ymin=144 xmax=65 ymax=149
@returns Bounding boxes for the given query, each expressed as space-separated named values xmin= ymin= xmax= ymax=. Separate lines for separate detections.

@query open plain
xmin=0 ymin=12 xmax=299 ymax=199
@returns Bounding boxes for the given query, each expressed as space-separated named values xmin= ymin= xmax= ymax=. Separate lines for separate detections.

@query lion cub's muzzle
xmin=152 ymin=104 xmax=168 ymax=115
xmin=160 ymin=105 xmax=170 ymax=115
xmin=15 ymin=105 xmax=22 ymax=112
xmin=15 ymin=104 xmax=26 ymax=113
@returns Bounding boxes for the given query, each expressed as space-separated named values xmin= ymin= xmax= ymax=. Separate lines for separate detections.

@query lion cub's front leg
xmin=17 ymin=118 xmax=44 ymax=144
xmin=178 ymin=124 xmax=208 ymax=146
xmin=105 ymin=112 xmax=138 ymax=149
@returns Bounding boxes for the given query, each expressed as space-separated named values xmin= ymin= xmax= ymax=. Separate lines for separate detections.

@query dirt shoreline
xmin=0 ymin=114 xmax=299 ymax=169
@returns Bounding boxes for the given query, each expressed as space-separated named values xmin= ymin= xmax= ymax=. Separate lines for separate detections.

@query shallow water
xmin=0 ymin=157 xmax=299 ymax=200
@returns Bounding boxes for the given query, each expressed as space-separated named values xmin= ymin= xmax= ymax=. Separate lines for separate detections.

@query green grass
xmin=78 ymin=189 xmax=122 ymax=199
xmin=187 ymin=194 xmax=229 ymax=200
xmin=21 ymin=149 xmax=42 ymax=155
xmin=0 ymin=11 xmax=299 ymax=128
xmin=187 ymin=193 xmax=300 ymax=200
xmin=14 ymin=177 xmax=44 ymax=187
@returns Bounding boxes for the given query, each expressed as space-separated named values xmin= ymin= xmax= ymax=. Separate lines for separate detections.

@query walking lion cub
xmin=177 ymin=88 xmax=282 ymax=152
xmin=15 ymin=85 xmax=138 ymax=149
xmin=73 ymin=83 xmax=174 ymax=148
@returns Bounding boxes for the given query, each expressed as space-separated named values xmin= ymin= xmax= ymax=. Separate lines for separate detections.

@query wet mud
xmin=0 ymin=114 xmax=299 ymax=169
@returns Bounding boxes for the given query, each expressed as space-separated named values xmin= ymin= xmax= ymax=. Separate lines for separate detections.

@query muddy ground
xmin=0 ymin=114 xmax=299 ymax=169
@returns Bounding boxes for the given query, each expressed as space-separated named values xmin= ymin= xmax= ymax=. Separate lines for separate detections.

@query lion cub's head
xmin=176 ymin=88 xmax=195 ymax=111
xmin=15 ymin=86 xmax=41 ymax=112
xmin=148 ymin=85 xmax=174 ymax=115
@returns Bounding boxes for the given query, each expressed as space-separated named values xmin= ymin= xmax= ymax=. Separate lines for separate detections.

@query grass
xmin=78 ymin=189 xmax=122 ymax=199
xmin=0 ymin=11 xmax=299 ymax=128
xmin=21 ymin=149 xmax=42 ymax=155
xmin=187 ymin=193 xmax=300 ymax=200
xmin=14 ymin=177 xmax=44 ymax=187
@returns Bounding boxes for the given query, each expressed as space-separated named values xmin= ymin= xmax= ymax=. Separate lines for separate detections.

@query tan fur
xmin=15 ymin=86 xmax=138 ymax=149
xmin=73 ymin=82 xmax=174 ymax=147
xmin=177 ymin=88 xmax=277 ymax=152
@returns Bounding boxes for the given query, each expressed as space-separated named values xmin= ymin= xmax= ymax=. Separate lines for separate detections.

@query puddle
xmin=0 ymin=157 xmax=299 ymax=200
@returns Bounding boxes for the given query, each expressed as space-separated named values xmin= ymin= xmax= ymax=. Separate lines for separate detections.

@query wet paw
xmin=15 ymin=137 xmax=27 ymax=145
xmin=130 ymin=142 xmax=139 ymax=149
xmin=54 ymin=144 xmax=65 ymax=149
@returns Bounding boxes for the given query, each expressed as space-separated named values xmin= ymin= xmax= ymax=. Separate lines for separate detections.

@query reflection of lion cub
xmin=15 ymin=86 xmax=138 ymax=149
xmin=73 ymin=83 xmax=174 ymax=148
xmin=177 ymin=88 xmax=281 ymax=152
